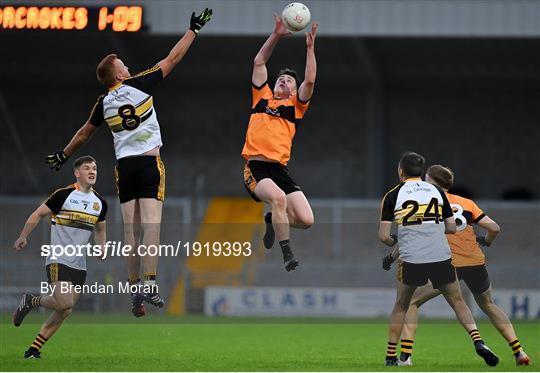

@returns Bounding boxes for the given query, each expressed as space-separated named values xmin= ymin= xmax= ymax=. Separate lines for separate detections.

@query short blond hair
xmin=96 ymin=54 xmax=118 ymax=88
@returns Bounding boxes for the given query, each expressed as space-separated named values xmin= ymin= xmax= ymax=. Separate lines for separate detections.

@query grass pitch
xmin=0 ymin=314 xmax=538 ymax=371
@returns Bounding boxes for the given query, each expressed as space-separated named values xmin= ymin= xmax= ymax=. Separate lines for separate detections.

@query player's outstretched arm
xmin=45 ymin=122 xmax=98 ymax=171
xmin=253 ymin=14 xmax=292 ymax=86
xmin=298 ymin=23 xmax=318 ymax=102
xmin=378 ymin=221 xmax=397 ymax=247
xmin=158 ymin=8 xmax=212 ymax=78
xmin=13 ymin=204 xmax=52 ymax=251
xmin=476 ymin=215 xmax=500 ymax=246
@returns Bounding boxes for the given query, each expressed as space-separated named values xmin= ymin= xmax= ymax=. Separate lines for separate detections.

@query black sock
xmin=30 ymin=333 xmax=48 ymax=351
xmin=400 ymin=339 xmax=414 ymax=360
xmin=386 ymin=341 xmax=398 ymax=360
xmin=279 ymin=240 xmax=293 ymax=262
xmin=144 ymin=273 xmax=156 ymax=288
xmin=30 ymin=295 xmax=42 ymax=308
xmin=509 ymin=339 xmax=523 ymax=356
xmin=128 ymin=277 xmax=140 ymax=286
xmin=469 ymin=329 xmax=484 ymax=346
xmin=265 ymin=212 xmax=272 ymax=223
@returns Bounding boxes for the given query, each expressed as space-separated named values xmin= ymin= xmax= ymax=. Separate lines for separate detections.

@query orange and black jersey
xmin=241 ymin=81 xmax=310 ymax=165
xmin=446 ymin=193 xmax=487 ymax=267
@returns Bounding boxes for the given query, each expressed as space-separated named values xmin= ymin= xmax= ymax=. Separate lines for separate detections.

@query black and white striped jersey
xmin=45 ymin=184 xmax=107 ymax=270
xmin=87 ymin=65 xmax=163 ymax=160
xmin=381 ymin=177 xmax=454 ymax=264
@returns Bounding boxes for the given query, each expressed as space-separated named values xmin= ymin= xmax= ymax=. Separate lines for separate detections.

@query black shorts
xmin=397 ymin=258 xmax=456 ymax=289
xmin=456 ymin=264 xmax=491 ymax=294
xmin=115 ymin=155 xmax=165 ymax=204
xmin=46 ymin=263 xmax=86 ymax=286
xmin=243 ymin=161 xmax=302 ymax=202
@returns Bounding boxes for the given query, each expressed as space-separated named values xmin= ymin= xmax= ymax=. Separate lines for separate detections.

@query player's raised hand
xmin=45 ymin=150 xmax=69 ymax=171
xmin=306 ymin=22 xmax=318 ymax=47
xmin=190 ymin=8 xmax=212 ymax=34
xmin=14 ymin=237 xmax=27 ymax=251
xmin=273 ymin=14 xmax=292 ymax=37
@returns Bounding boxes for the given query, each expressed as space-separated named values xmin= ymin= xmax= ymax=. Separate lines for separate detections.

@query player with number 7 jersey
xmin=44 ymin=8 xmax=213 ymax=317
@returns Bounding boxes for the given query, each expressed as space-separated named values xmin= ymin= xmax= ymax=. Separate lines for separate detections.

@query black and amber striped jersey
xmin=44 ymin=183 xmax=107 ymax=270
xmin=241 ymin=82 xmax=310 ymax=165
xmin=446 ymin=193 xmax=487 ymax=267
xmin=380 ymin=178 xmax=453 ymax=264
xmin=88 ymin=65 xmax=163 ymax=160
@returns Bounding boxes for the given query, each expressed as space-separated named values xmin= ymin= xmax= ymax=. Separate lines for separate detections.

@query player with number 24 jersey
xmin=380 ymin=177 xmax=454 ymax=265
xmin=398 ymin=164 xmax=529 ymax=367
xmin=379 ymin=153 xmax=499 ymax=368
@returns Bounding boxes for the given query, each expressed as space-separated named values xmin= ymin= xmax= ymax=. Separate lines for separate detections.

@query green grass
xmin=0 ymin=314 xmax=538 ymax=371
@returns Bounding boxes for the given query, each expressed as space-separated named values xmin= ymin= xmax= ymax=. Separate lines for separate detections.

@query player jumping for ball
xmin=383 ymin=164 xmax=530 ymax=366
xmin=242 ymin=15 xmax=318 ymax=271
xmin=45 ymin=9 xmax=212 ymax=317
xmin=379 ymin=152 xmax=499 ymax=367
xmin=13 ymin=156 xmax=107 ymax=359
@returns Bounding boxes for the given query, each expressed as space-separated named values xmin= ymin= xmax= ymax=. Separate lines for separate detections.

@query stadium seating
xmin=1 ymin=34 xmax=539 ymax=199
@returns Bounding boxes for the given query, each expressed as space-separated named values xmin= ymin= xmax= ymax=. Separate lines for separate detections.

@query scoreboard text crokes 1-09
xmin=0 ymin=5 xmax=143 ymax=32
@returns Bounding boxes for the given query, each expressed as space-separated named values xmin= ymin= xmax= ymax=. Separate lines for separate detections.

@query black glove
xmin=190 ymin=8 xmax=212 ymax=34
xmin=382 ymin=254 xmax=396 ymax=271
xmin=476 ymin=236 xmax=491 ymax=247
xmin=390 ymin=234 xmax=398 ymax=247
xmin=45 ymin=150 xmax=69 ymax=171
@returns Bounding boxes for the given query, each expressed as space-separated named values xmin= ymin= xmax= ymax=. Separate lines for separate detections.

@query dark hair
xmin=398 ymin=151 xmax=425 ymax=177
xmin=73 ymin=155 xmax=97 ymax=170
xmin=276 ymin=68 xmax=300 ymax=89
xmin=427 ymin=164 xmax=454 ymax=190
xmin=96 ymin=53 xmax=118 ymax=88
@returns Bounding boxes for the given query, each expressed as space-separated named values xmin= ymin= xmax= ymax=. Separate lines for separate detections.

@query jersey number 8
xmin=451 ymin=203 xmax=468 ymax=232
xmin=118 ymin=104 xmax=141 ymax=131
xmin=402 ymin=197 xmax=440 ymax=226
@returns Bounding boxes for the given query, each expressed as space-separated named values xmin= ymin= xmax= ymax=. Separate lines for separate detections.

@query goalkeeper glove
xmin=382 ymin=254 xmax=396 ymax=271
xmin=45 ymin=150 xmax=69 ymax=171
xmin=476 ymin=236 xmax=492 ymax=247
xmin=190 ymin=8 xmax=213 ymax=34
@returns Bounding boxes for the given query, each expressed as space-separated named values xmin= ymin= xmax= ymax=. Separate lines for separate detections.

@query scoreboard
xmin=0 ymin=5 xmax=144 ymax=32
